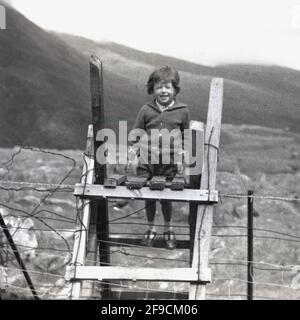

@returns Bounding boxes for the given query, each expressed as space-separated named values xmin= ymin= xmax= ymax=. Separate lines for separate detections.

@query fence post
xmin=189 ymin=78 xmax=223 ymax=299
xmin=89 ymin=55 xmax=110 ymax=298
xmin=0 ymin=212 xmax=39 ymax=300
xmin=247 ymin=190 xmax=254 ymax=300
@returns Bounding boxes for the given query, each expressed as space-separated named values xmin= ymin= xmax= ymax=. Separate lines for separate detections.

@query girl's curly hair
xmin=147 ymin=66 xmax=180 ymax=95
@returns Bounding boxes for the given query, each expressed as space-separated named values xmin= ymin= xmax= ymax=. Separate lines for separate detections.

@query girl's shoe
xmin=163 ymin=230 xmax=176 ymax=250
xmin=141 ymin=230 xmax=157 ymax=247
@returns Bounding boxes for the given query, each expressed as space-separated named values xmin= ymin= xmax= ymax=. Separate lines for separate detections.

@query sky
xmin=9 ymin=0 xmax=300 ymax=70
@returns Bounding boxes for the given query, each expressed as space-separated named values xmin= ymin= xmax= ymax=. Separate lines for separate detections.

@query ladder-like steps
xmin=66 ymin=266 xmax=211 ymax=283
xmin=74 ymin=184 xmax=218 ymax=203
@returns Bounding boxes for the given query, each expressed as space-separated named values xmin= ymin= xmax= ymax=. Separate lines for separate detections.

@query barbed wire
xmin=0 ymin=180 xmax=74 ymax=192
xmin=0 ymin=147 xmax=79 ymax=300
xmin=1 ymin=213 xmax=76 ymax=224
xmin=1 ymin=145 xmax=300 ymax=300
xmin=221 ymin=193 xmax=300 ymax=204
xmin=0 ymin=203 xmax=72 ymax=256
xmin=0 ymin=148 xmax=23 ymax=181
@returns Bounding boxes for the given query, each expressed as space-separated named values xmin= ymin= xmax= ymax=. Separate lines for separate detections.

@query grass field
xmin=0 ymin=123 xmax=299 ymax=299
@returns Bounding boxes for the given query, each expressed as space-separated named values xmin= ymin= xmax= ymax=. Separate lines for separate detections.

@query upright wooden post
xmin=89 ymin=56 xmax=110 ymax=294
xmin=247 ymin=190 xmax=254 ymax=300
xmin=188 ymin=121 xmax=204 ymax=265
xmin=189 ymin=78 xmax=223 ymax=299
xmin=68 ymin=125 xmax=94 ymax=299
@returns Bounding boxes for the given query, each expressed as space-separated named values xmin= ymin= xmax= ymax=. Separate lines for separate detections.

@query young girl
xmin=129 ymin=66 xmax=190 ymax=249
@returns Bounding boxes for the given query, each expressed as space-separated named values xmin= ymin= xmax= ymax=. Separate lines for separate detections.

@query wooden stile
xmin=67 ymin=56 xmax=224 ymax=300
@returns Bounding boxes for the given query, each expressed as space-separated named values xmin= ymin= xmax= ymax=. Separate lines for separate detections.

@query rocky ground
xmin=0 ymin=124 xmax=299 ymax=300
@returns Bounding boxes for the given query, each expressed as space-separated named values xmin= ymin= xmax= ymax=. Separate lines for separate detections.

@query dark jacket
xmin=132 ymin=100 xmax=190 ymax=133
xmin=129 ymin=100 xmax=190 ymax=164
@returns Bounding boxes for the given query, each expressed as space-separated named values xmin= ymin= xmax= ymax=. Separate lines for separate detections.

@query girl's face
xmin=153 ymin=81 xmax=176 ymax=106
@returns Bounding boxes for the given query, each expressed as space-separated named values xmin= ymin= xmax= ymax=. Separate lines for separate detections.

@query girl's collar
xmin=155 ymin=99 xmax=175 ymax=111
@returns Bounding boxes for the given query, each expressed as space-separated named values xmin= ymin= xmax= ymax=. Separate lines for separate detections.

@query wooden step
xmin=74 ymin=184 xmax=218 ymax=203
xmin=66 ymin=266 xmax=211 ymax=283
xmin=104 ymin=174 xmax=127 ymax=188
xmin=108 ymin=234 xmax=190 ymax=249
xmin=149 ymin=176 xmax=166 ymax=190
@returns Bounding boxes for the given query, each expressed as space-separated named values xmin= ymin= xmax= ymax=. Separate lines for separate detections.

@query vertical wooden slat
xmin=90 ymin=55 xmax=105 ymax=182
xmin=188 ymin=121 xmax=204 ymax=265
xmin=247 ymin=190 xmax=254 ymax=300
xmin=89 ymin=55 xmax=110 ymax=298
xmin=189 ymin=78 xmax=223 ymax=299
xmin=83 ymin=201 xmax=98 ymax=298
xmin=81 ymin=126 xmax=98 ymax=299
xmin=69 ymin=125 xmax=94 ymax=299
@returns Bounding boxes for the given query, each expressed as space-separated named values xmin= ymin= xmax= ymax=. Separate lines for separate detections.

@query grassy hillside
xmin=0 ymin=2 xmax=91 ymax=149
xmin=59 ymin=34 xmax=300 ymax=134
xmin=0 ymin=1 xmax=300 ymax=151
xmin=1 ymin=1 xmax=299 ymax=301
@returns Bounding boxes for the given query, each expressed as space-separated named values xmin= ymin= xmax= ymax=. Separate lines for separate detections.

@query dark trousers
xmin=137 ymin=163 xmax=177 ymax=222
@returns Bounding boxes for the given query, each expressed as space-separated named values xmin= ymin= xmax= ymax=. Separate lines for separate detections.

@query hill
xmin=0 ymin=2 xmax=91 ymax=148
xmin=0 ymin=2 xmax=300 ymax=150
xmin=59 ymin=34 xmax=300 ymax=135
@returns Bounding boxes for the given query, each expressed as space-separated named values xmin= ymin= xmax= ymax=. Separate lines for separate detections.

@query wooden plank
xmin=74 ymin=184 xmax=218 ymax=203
xmin=188 ymin=121 xmax=205 ymax=265
xmin=89 ymin=56 xmax=110 ymax=274
xmin=170 ymin=175 xmax=186 ymax=190
xmin=90 ymin=55 xmax=105 ymax=183
xmin=108 ymin=234 xmax=190 ymax=249
xmin=108 ymin=289 xmax=188 ymax=300
xmin=68 ymin=125 xmax=94 ymax=299
xmin=185 ymin=120 xmax=204 ymax=183
xmin=189 ymin=78 xmax=224 ymax=300
xmin=149 ymin=176 xmax=166 ymax=190
xmin=104 ymin=174 xmax=127 ymax=188
xmin=71 ymin=266 xmax=209 ymax=282
xmin=125 ymin=176 xmax=148 ymax=189
xmin=84 ymin=202 xmax=98 ymax=298
xmin=81 ymin=126 xmax=98 ymax=299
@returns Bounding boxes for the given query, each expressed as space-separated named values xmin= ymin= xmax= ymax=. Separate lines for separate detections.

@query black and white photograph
xmin=0 ymin=0 xmax=300 ymax=305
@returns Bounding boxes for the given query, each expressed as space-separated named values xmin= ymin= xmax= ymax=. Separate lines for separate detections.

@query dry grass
xmin=0 ymin=124 xmax=300 ymax=299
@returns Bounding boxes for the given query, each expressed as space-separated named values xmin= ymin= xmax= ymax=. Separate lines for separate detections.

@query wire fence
xmin=0 ymin=146 xmax=299 ymax=300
